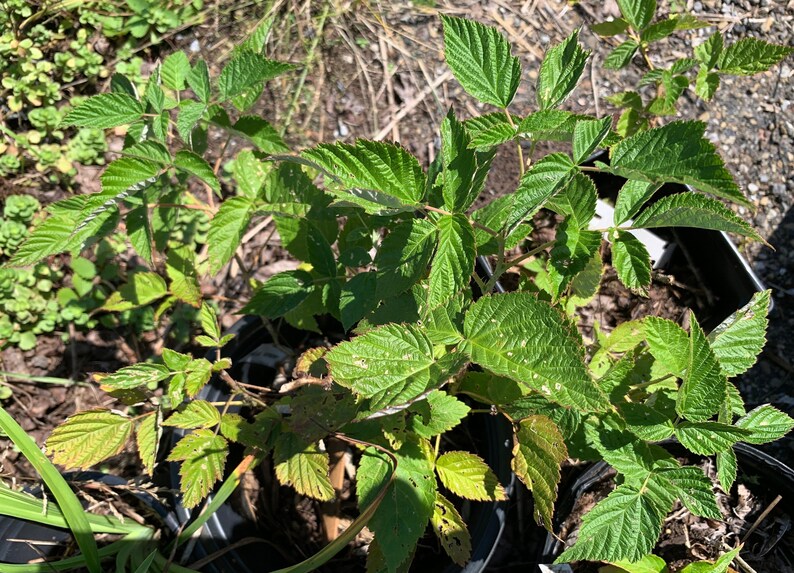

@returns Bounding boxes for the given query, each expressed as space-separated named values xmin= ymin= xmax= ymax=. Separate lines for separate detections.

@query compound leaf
xmin=441 ymin=15 xmax=521 ymax=108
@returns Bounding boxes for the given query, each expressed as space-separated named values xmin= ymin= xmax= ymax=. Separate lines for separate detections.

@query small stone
xmin=748 ymin=183 xmax=760 ymax=193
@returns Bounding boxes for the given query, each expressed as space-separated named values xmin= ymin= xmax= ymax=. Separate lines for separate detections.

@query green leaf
xmin=207 ymin=196 xmax=254 ymax=273
xmin=556 ymin=483 xmax=668 ymax=563
xmin=440 ymin=15 xmax=521 ymax=108
xmin=612 ymin=230 xmax=652 ymax=295
xmin=658 ymin=466 xmax=721 ymax=519
xmin=614 ymin=179 xmax=661 ymax=225
xmin=218 ymin=53 xmax=293 ymax=100
xmin=302 ymin=140 xmax=425 ymax=213
xmin=47 ymin=410 xmax=134 ymax=469
xmin=505 ymin=152 xmax=576 ymax=232
xmin=512 ymin=415 xmax=567 ymax=529
xmin=695 ymin=67 xmax=720 ymax=101
xmin=166 ymin=246 xmax=202 ymax=307
xmin=462 ymin=293 xmax=609 ymax=411
xmin=176 ymin=100 xmax=207 ymax=144
xmin=463 ymin=112 xmax=517 ymax=148
xmin=428 ymin=214 xmax=475 ymax=309
xmin=604 ymin=40 xmax=639 ymax=70
xmin=718 ymin=38 xmax=793 ymax=75
xmin=126 ymin=203 xmax=153 ymax=264
xmin=408 ymin=390 xmax=470 ymax=438
xmin=375 ymin=219 xmax=436 ymax=298
xmin=241 ymin=270 xmax=314 ymax=317
xmin=163 ymin=400 xmax=221 ymax=430
xmin=174 ymin=150 xmax=221 ymax=194
xmin=547 ymin=221 xmax=601 ymax=299
xmin=537 ymin=30 xmax=589 ymax=110
xmin=716 ymin=448 xmax=737 ymax=491
xmin=605 ymin=554 xmax=669 ymax=573
xmin=735 ymin=405 xmax=794 ymax=445
xmin=358 ymin=439 xmax=435 ymax=572
xmin=441 ymin=109 xmax=494 ymax=212
xmin=327 ymin=323 xmax=454 ymax=411
xmin=161 ymin=51 xmax=191 ymax=90
xmin=167 ymin=429 xmax=228 ymax=508
xmin=573 ymin=116 xmax=612 ymax=164
xmin=274 ymin=433 xmax=334 ymax=501
xmin=103 ymin=271 xmax=169 ymax=311
xmin=187 ymin=60 xmax=211 ymax=103
xmin=340 ymin=271 xmax=379 ymax=330
xmin=695 ymin=32 xmax=723 ymax=69
xmin=643 ymin=317 xmax=690 ymax=376
xmin=519 ymin=110 xmax=591 ymax=142
xmin=136 ymin=412 xmax=159 ymax=476
xmin=680 ymin=546 xmax=741 ymax=573
xmin=675 ymin=421 xmax=749 ymax=455
xmin=620 ymin=403 xmax=674 ymax=441
xmin=610 ymin=121 xmax=748 ymax=206
xmin=677 ymin=314 xmax=728 ymax=422
xmin=231 ymin=116 xmax=289 ymax=153
xmin=430 ymin=493 xmax=472 ymax=566
xmin=616 ymin=0 xmax=657 ymax=30
xmin=7 ymin=215 xmax=75 ymax=267
xmin=633 ymin=193 xmax=761 ymax=241
xmin=708 ymin=290 xmax=770 ymax=376
xmin=436 ymin=451 xmax=507 ymax=502
xmin=591 ymin=18 xmax=630 ymax=36
xmin=101 ymin=143 xmax=169 ymax=198
xmin=94 ymin=363 xmax=171 ymax=390
xmin=640 ymin=18 xmax=678 ymax=43
xmin=647 ymin=72 xmax=689 ymax=116
xmin=62 ymin=93 xmax=144 ymax=128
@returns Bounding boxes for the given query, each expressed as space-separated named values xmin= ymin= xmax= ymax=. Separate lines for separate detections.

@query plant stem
xmin=502 ymin=240 xmax=556 ymax=269
xmin=504 ymin=109 xmax=524 ymax=176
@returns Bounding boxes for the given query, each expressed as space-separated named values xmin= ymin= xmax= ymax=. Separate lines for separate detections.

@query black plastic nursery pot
xmin=538 ymin=443 xmax=794 ymax=569
xmin=584 ymin=150 xmax=766 ymax=331
xmin=165 ymin=316 xmax=514 ymax=573
xmin=0 ymin=472 xmax=178 ymax=565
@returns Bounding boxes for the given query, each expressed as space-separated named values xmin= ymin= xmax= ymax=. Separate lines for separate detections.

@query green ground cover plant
xmin=1 ymin=1 xmax=793 ymax=571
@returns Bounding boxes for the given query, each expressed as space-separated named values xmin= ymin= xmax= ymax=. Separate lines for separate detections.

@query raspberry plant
xmin=2 ymin=3 xmax=794 ymax=572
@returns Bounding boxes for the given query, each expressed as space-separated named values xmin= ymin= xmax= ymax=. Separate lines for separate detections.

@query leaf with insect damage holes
xmin=462 ymin=292 xmax=609 ymax=411
xmin=512 ymin=415 xmax=568 ymax=529
xmin=47 ymin=410 xmax=134 ymax=469
xmin=431 ymin=492 xmax=471 ymax=566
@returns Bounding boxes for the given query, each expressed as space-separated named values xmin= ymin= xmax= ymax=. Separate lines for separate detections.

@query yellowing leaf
xmin=167 ymin=429 xmax=228 ymax=508
xmin=136 ymin=411 xmax=159 ymax=476
xmin=162 ymin=400 xmax=221 ymax=430
xmin=436 ymin=451 xmax=506 ymax=502
xmin=431 ymin=493 xmax=472 ymax=566
xmin=274 ymin=433 xmax=334 ymax=501
xmin=47 ymin=410 xmax=134 ymax=469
